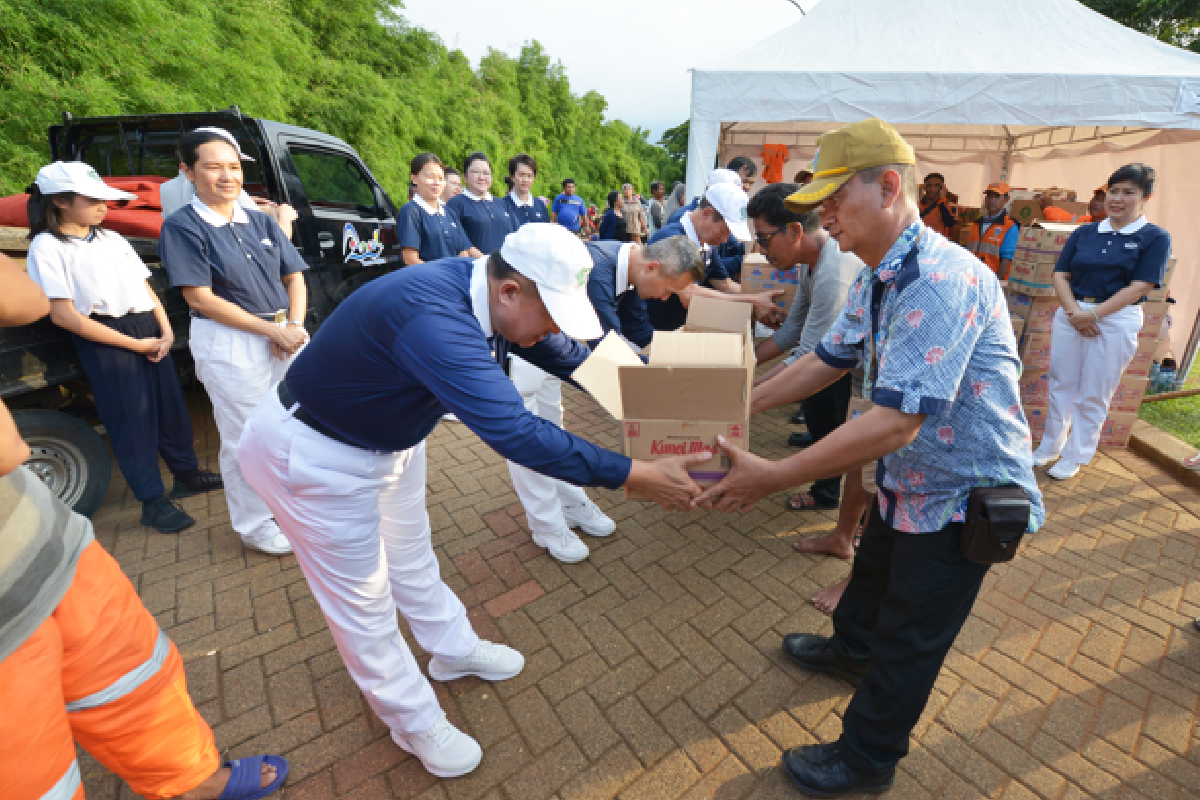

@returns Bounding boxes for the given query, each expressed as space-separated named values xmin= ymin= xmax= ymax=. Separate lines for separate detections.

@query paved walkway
xmin=79 ymin=383 xmax=1199 ymax=800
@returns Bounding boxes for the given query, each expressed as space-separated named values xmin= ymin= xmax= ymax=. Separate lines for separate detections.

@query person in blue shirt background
xmin=447 ymin=152 xmax=516 ymax=255
xmin=1034 ymin=163 xmax=1171 ymax=480
xmin=237 ymin=223 xmax=708 ymax=781
xmin=398 ymin=153 xmax=478 ymax=265
xmin=502 ymin=153 xmax=550 ymax=227
xmin=552 ymin=178 xmax=586 ymax=232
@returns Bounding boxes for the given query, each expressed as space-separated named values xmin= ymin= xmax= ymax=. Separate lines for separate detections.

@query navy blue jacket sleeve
xmin=616 ymin=293 xmax=655 ymax=349
xmin=391 ymin=314 xmax=630 ymax=489
xmin=450 ymin=213 xmax=473 ymax=254
xmin=269 ymin=215 xmax=308 ymax=276
xmin=586 ymin=270 xmax=623 ymax=341
xmin=397 ymin=203 xmax=424 ymax=252
xmin=158 ymin=216 xmax=213 ymax=289
xmin=511 ymin=333 xmax=592 ymax=382
xmin=1133 ymin=227 xmax=1172 ymax=286
xmin=705 ymin=249 xmax=731 ymax=283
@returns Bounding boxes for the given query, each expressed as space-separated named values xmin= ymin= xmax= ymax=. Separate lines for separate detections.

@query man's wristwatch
xmin=286 ymin=320 xmax=304 ymax=327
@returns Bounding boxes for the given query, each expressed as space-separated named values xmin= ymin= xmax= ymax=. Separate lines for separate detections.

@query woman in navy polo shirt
xmin=446 ymin=152 xmax=516 ymax=254
xmin=1034 ymin=164 xmax=1171 ymax=480
xmin=502 ymin=153 xmax=549 ymax=227
xmin=597 ymin=191 xmax=627 ymax=241
xmin=398 ymin=153 xmax=477 ymax=265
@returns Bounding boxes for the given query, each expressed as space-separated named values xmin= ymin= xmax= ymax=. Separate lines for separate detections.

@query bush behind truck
xmin=0 ymin=107 xmax=406 ymax=515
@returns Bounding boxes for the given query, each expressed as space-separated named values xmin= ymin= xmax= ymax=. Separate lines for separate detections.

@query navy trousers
xmin=73 ymin=312 xmax=198 ymax=501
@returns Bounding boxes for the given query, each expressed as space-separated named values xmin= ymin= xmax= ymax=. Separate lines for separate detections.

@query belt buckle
xmin=273 ymin=310 xmax=286 ymax=324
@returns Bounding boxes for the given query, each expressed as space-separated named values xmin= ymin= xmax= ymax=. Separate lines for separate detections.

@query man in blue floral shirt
xmin=695 ymin=118 xmax=1044 ymax=797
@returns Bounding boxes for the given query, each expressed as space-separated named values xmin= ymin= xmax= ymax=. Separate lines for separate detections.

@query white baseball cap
xmin=707 ymin=168 xmax=743 ymax=188
xmin=703 ymin=183 xmax=752 ymax=241
xmin=191 ymin=127 xmax=255 ymax=161
xmin=499 ymin=223 xmax=603 ymax=341
xmin=34 ymin=162 xmax=136 ymax=202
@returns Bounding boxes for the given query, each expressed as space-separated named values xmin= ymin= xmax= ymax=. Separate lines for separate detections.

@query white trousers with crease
xmin=1041 ymin=303 xmax=1142 ymax=464
xmin=188 ymin=318 xmax=292 ymax=545
xmin=506 ymin=356 xmax=590 ymax=537
xmin=238 ymin=390 xmax=478 ymax=735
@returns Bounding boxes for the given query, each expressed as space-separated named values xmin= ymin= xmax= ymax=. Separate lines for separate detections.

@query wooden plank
xmin=1 ymin=225 xmax=158 ymax=260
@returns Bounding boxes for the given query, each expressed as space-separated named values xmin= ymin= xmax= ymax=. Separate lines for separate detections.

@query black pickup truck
xmin=1 ymin=108 xmax=405 ymax=514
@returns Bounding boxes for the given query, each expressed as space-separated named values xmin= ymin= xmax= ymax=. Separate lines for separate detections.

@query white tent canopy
xmin=686 ymin=0 xmax=1200 ymax=365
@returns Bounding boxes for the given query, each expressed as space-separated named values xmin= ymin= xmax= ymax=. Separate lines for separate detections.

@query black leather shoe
xmin=170 ymin=468 xmax=223 ymax=499
xmin=795 ymin=742 xmax=840 ymax=765
xmin=788 ymin=432 xmax=815 ymax=448
xmin=782 ymin=634 xmax=867 ymax=685
xmin=141 ymin=496 xmax=195 ymax=534
xmin=782 ymin=748 xmax=894 ymax=798
xmin=791 ymin=407 xmax=806 ymax=425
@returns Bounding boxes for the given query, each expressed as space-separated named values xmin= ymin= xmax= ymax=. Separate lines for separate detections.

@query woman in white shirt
xmin=24 ymin=162 xmax=222 ymax=533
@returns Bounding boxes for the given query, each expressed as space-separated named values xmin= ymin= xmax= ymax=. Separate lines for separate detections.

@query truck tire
xmin=15 ymin=409 xmax=112 ymax=517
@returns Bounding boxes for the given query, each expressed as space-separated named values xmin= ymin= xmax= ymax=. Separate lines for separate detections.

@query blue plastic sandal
xmin=217 ymin=755 xmax=289 ymax=800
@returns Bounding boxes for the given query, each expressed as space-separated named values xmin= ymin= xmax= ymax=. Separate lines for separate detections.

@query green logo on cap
xmin=575 ymin=266 xmax=592 ymax=288
xmin=86 ymin=167 xmax=101 ymax=181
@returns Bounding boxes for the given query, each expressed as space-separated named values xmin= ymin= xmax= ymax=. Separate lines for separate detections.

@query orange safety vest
xmin=966 ymin=213 xmax=1019 ymax=279
xmin=920 ymin=200 xmax=957 ymax=237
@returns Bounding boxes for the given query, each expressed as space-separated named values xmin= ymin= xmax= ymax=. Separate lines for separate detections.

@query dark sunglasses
xmin=754 ymin=224 xmax=786 ymax=248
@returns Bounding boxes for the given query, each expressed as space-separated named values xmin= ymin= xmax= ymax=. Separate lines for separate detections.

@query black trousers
xmin=73 ymin=312 xmax=199 ymax=501
xmin=830 ymin=500 xmax=990 ymax=777
xmin=800 ymin=372 xmax=852 ymax=505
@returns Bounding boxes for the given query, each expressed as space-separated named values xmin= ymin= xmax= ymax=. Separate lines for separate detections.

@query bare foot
xmin=178 ymin=763 xmax=277 ymax=800
xmin=812 ymin=576 xmax=851 ymax=615
xmin=1184 ymin=452 xmax=1200 ymax=469
xmin=793 ymin=531 xmax=855 ymax=559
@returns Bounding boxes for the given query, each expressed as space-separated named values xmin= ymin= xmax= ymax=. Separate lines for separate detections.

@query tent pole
xmin=1000 ymin=135 xmax=1015 ymax=182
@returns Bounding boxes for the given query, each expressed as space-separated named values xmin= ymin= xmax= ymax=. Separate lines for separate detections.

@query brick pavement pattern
xmin=77 ymin=377 xmax=1199 ymax=800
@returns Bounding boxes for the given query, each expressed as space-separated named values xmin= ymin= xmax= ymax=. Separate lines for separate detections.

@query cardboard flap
xmin=571 ymin=331 xmax=643 ymax=420
xmin=620 ymin=365 xmax=748 ymax=420
xmin=684 ymin=295 xmax=753 ymax=333
xmin=648 ymin=331 xmax=744 ymax=366
xmin=1032 ymin=222 xmax=1079 ymax=233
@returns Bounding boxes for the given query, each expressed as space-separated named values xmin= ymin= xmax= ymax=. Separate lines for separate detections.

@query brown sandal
xmin=786 ymin=492 xmax=839 ymax=512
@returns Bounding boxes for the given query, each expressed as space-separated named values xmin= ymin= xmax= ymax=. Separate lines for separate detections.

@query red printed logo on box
xmin=625 ymin=422 xmax=641 ymax=438
xmin=728 ymin=424 xmax=743 ymax=438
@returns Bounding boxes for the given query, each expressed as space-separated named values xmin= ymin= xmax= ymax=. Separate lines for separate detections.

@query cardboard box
xmin=1024 ymin=298 xmax=1061 ymax=334
xmin=573 ymin=296 xmax=754 ymax=487
xmin=1139 ymin=301 xmax=1169 ymax=341
xmin=1098 ymin=412 xmax=1138 ymax=448
xmin=1124 ymin=338 xmax=1159 ymax=377
xmin=1010 ymin=314 xmax=1027 ymax=340
xmin=1024 ymin=404 xmax=1049 ymax=435
xmin=740 ymin=255 xmax=799 ymax=310
xmin=1147 ymin=256 xmax=1177 ymax=302
xmin=1109 ymin=376 xmax=1150 ymax=415
xmin=1020 ymin=330 xmax=1053 ymax=369
xmin=1019 ymin=370 xmax=1050 ymax=406
xmin=1009 ymin=200 xmax=1043 ymax=226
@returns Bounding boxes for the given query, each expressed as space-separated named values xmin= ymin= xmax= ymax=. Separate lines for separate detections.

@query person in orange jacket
xmin=1038 ymin=192 xmax=1078 ymax=223
xmin=965 ymin=182 xmax=1021 ymax=280
xmin=0 ymin=253 xmax=287 ymax=800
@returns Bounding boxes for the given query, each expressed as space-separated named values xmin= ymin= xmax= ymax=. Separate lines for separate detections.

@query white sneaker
xmin=245 ymin=528 xmax=293 ymax=555
xmin=1048 ymin=459 xmax=1081 ymax=480
xmin=392 ymin=713 xmax=482 ymax=778
xmin=532 ymin=526 xmax=590 ymax=562
xmin=563 ymin=499 xmax=616 ymax=537
xmin=1031 ymin=449 xmax=1058 ymax=468
xmin=428 ymin=640 xmax=525 ymax=682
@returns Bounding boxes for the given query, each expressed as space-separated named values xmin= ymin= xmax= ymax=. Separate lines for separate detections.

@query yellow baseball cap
xmin=785 ymin=118 xmax=916 ymax=212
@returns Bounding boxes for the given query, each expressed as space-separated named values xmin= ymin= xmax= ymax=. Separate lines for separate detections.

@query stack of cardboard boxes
xmin=1007 ymin=223 xmax=1177 ymax=448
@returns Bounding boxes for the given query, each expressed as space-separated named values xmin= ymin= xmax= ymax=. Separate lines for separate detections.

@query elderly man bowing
xmin=694 ymin=119 xmax=1044 ymax=797
xmin=238 ymin=224 xmax=708 ymax=780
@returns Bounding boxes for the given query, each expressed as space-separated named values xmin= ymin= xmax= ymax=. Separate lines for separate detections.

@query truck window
xmin=68 ymin=120 xmax=264 ymax=186
xmin=289 ymin=148 xmax=379 ymax=216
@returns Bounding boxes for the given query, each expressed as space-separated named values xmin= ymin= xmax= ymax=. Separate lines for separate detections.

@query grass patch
xmin=1139 ymin=393 xmax=1200 ymax=449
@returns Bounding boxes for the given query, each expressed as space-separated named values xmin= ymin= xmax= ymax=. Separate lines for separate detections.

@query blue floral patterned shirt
xmin=815 ymin=221 xmax=1045 ymax=534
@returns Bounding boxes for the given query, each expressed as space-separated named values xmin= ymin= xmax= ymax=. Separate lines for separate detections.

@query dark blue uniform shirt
xmin=447 ymin=193 xmax=517 ymax=254
xmin=285 ymin=258 xmax=630 ymax=488
xmin=159 ymin=203 xmax=306 ymax=314
xmin=397 ymin=198 xmax=473 ymax=262
xmin=666 ymin=198 xmax=699 ymax=226
xmin=643 ymin=220 xmax=729 ymax=331
xmin=503 ymin=193 xmax=550 ymax=228
xmin=1053 ymin=218 xmax=1171 ymax=302
xmin=585 ymin=240 xmax=655 ymax=349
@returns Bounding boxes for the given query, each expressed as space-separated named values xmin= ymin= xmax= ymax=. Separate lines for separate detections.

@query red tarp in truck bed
xmin=0 ymin=176 xmax=169 ymax=240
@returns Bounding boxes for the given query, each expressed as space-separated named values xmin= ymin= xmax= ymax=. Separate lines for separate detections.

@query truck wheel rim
xmin=24 ymin=437 xmax=88 ymax=509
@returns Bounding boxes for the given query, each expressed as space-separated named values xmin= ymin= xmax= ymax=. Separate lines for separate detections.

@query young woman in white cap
xmin=158 ymin=128 xmax=309 ymax=555
xmin=24 ymin=162 xmax=223 ymax=533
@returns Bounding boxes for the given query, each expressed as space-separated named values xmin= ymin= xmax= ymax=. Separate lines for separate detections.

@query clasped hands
xmin=1065 ymin=306 xmax=1101 ymax=338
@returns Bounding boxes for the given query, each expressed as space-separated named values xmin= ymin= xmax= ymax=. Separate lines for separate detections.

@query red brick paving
xmin=77 ymin=379 xmax=1200 ymax=800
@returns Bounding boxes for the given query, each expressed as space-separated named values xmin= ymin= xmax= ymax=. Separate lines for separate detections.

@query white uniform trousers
xmin=1042 ymin=303 xmax=1142 ymax=464
xmin=238 ymin=389 xmax=477 ymax=736
xmin=189 ymin=318 xmax=291 ymax=546
xmin=506 ymin=356 xmax=590 ymax=537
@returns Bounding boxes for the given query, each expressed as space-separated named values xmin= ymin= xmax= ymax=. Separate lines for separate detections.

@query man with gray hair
xmin=505 ymin=234 xmax=704 ymax=564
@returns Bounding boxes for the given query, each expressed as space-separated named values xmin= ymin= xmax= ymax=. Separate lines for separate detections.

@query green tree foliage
xmin=657 ymin=120 xmax=690 ymax=184
xmin=0 ymin=0 xmax=679 ymax=204
xmin=1080 ymin=0 xmax=1200 ymax=51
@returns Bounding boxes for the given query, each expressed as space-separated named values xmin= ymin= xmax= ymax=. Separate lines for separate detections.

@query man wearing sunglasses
xmin=749 ymin=183 xmax=863 ymax=515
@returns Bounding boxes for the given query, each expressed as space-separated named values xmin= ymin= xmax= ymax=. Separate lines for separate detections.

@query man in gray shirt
xmin=749 ymin=183 xmax=862 ymax=516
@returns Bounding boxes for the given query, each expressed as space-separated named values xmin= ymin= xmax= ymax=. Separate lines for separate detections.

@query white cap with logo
xmin=706 ymin=168 xmax=742 ymax=188
xmin=34 ymin=162 xmax=137 ymax=202
xmin=703 ymin=183 xmax=751 ymax=241
xmin=499 ymin=223 xmax=603 ymax=341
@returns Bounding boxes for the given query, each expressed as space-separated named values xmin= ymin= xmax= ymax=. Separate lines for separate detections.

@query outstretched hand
xmin=625 ymin=451 xmax=710 ymax=511
xmin=692 ymin=435 xmax=779 ymax=513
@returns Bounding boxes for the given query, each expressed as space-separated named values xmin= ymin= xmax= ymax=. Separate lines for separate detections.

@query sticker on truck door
xmin=343 ymin=223 xmax=385 ymax=265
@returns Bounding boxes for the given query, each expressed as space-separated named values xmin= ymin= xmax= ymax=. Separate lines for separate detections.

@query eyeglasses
xmin=754 ymin=225 xmax=785 ymax=249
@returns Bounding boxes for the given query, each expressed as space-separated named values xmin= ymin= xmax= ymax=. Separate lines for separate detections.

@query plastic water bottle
xmin=1150 ymin=363 xmax=1161 ymax=394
